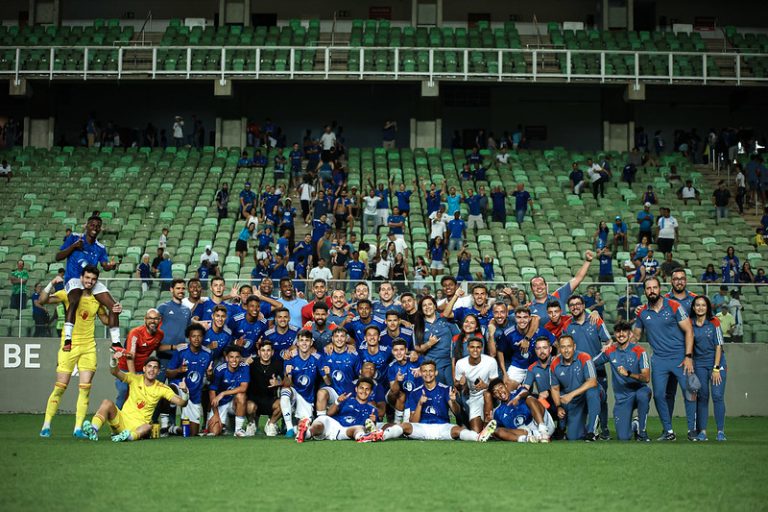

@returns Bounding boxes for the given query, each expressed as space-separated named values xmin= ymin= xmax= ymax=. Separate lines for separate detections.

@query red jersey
xmin=119 ymin=325 xmax=165 ymax=372
xmin=301 ymin=297 xmax=333 ymax=325
xmin=544 ymin=314 xmax=572 ymax=339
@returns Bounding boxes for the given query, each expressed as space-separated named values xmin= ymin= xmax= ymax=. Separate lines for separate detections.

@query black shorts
xmin=657 ymin=237 xmax=674 ymax=254
xmin=236 ymin=239 xmax=248 ymax=253
xmin=248 ymin=397 xmax=277 ymax=415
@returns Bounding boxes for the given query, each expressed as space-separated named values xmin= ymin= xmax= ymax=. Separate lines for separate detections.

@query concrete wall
xmin=2 ymin=337 xmax=767 ymax=416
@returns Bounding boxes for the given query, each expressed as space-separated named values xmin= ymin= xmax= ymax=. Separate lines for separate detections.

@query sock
xmin=316 ymin=409 xmax=326 ymax=417
xmin=128 ymin=430 xmax=137 ymax=441
xmin=43 ymin=382 xmax=67 ymax=428
xmin=109 ymin=327 xmax=121 ymax=345
xmin=75 ymin=383 xmax=91 ymax=430
xmin=235 ymin=416 xmax=245 ymax=432
xmin=92 ymin=413 xmax=105 ymax=431
xmin=459 ymin=429 xmax=479 ymax=442
xmin=169 ymin=426 xmax=182 ymax=435
xmin=280 ymin=392 xmax=294 ymax=430
xmin=353 ymin=430 xmax=365 ymax=441
xmin=394 ymin=410 xmax=404 ymax=423
xmin=63 ymin=323 xmax=74 ymax=340
xmin=517 ymin=435 xmax=528 ymax=443
xmin=382 ymin=425 xmax=403 ymax=441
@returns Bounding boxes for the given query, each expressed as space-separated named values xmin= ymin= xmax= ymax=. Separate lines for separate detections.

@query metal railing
xmin=4 ymin=277 xmax=761 ymax=341
xmin=1 ymin=45 xmax=767 ymax=86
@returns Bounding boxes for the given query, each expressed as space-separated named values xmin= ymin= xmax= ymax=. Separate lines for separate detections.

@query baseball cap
xmin=684 ymin=373 xmax=701 ymax=401
xmin=644 ymin=202 xmax=651 ymax=207
xmin=245 ymin=181 xmax=251 ymax=186
xmin=615 ymin=215 xmax=622 ymax=220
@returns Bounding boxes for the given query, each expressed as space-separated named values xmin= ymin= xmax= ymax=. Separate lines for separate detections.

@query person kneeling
xmin=207 ymin=346 xmax=250 ymax=437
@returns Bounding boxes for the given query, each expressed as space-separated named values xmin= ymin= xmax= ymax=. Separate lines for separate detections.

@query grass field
xmin=2 ymin=415 xmax=767 ymax=511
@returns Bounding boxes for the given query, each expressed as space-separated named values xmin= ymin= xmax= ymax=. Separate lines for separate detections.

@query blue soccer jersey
xmin=321 ymin=350 xmax=359 ymax=395
xmin=663 ymin=290 xmax=697 ymax=313
xmin=372 ymin=301 xmax=404 ymax=319
xmin=347 ymin=260 xmax=367 ymax=281
xmin=691 ymin=318 xmax=726 ymax=368
xmin=357 ymin=346 xmax=392 ymax=384
xmin=380 ymin=327 xmax=414 ymax=350
xmin=523 ymin=360 xmax=553 ymax=393
xmin=497 ymin=326 xmax=554 ymax=370
xmin=593 ymin=343 xmax=650 ymax=401
xmin=563 ymin=317 xmax=611 ymax=358
xmin=263 ymin=325 xmax=299 ymax=362
xmin=395 ymin=190 xmax=412 ymax=212
xmin=60 ymin=233 xmax=109 ymax=282
xmin=633 ymin=299 xmax=688 ymax=360
xmin=203 ymin=326 xmax=233 ymax=360
xmin=453 ymin=305 xmax=493 ymax=328
xmin=333 ymin=398 xmax=378 ymax=427
xmin=168 ymin=344 xmax=213 ymax=404
xmin=210 ymin=362 xmax=250 ymax=405
xmin=195 ymin=299 xmax=239 ymax=323
xmin=420 ymin=317 xmax=460 ymax=363
xmin=346 ymin=315 xmax=386 ymax=347
xmin=405 ymin=383 xmax=452 ymax=424
xmin=493 ymin=390 xmax=533 ymax=429
xmin=286 ymin=352 xmax=321 ymax=403
xmin=549 ymin=352 xmax=596 ymax=394
xmin=231 ymin=316 xmax=269 ymax=357
xmin=528 ymin=282 xmax=573 ymax=323
xmin=387 ymin=358 xmax=423 ymax=396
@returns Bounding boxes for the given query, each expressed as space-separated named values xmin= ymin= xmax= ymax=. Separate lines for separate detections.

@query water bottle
xmin=181 ymin=418 xmax=191 ymax=438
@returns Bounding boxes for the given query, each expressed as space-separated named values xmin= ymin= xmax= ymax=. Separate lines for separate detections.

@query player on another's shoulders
xmin=386 ymin=338 xmax=423 ymax=424
xmin=206 ymin=345 xmax=250 ymax=437
xmin=165 ymin=324 xmax=214 ymax=437
xmin=486 ymin=378 xmax=556 ymax=443
xmin=357 ymin=359 xmax=496 ymax=443
xmin=203 ymin=305 xmax=233 ymax=360
xmin=246 ymin=341 xmax=284 ymax=437
xmin=263 ymin=307 xmax=300 ymax=363
xmin=81 ymin=356 xmax=188 ymax=442
xmin=280 ymin=330 xmax=322 ymax=438
xmin=296 ymin=378 xmax=379 ymax=443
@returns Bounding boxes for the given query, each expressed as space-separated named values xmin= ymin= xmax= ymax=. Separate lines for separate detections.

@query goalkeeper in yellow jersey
xmin=82 ymin=355 xmax=188 ymax=442
xmin=37 ymin=265 xmax=122 ymax=438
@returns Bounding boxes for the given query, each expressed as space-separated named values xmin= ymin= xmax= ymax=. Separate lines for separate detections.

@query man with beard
xmin=327 ymin=288 xmax=349 ymax=326
xmin=278 ymin=277 xmax=309 ymax=329
xmin=300 ymin=278 xmax=331 ymax=325
xmin=527 ymin=250 xmax=594 ymax=323
xmin=633 ymin=277 xmax=696 ymax=441
xmin=304 ymin=302 xmax=338 ymax=351
xmin=494 ymin=306 xmax=554 ymax=388
xmin=514 ymin=336 xmax=561 ymax=437
xmin=486 ymin=301 xmax=514 ymax=360
xmin=549 ymin=335 xmax=600 ymax=441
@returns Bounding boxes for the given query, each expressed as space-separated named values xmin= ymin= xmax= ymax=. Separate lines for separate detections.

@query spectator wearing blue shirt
xmin=252 ymin=149 xmax=268 ymax=169
xmin=446 ymin=211 xmax=466 ymax=252
xmin=136 ymin=254 xmax=153 ymax=295
xmin=477 ymin=255 xmax=495 ymax=281
xmin=612 ymin=215 xmax=629 ymax=252
xmin=472 ymin=162 xmax=487 ymax=182
xmin=239 ymin=182 xmax=257 ymax=219
xmin=157 ymin=253 xmax=173 ymax=291
xmin=569 ymin=162 xmax=585 ymax=196
xmin=237 ymin=151 xmax=252 ymax=169
xmin=421 ymin=181 xmax=445 ymax=217
xmin=464 ymin=188 xmax=484 ymax=231
xmin=636 ymin=202 xmax=654 ymax=243
xmin=394 ymin=181 xmax=413 ymax=217
xmin=289 ymin=142 xmax=303 ymax=186
xmin=511 ymin=183 xmax=533 ymax=227
xmin=597 ymin=247 xmax=613 ymax=282
xmin=445 ymin=186 xmax=463 ymax=216
xmin=489 ymin=186 xmax=507 ymax=223
xmin=387 ymin=207 xmax=406 ymax=239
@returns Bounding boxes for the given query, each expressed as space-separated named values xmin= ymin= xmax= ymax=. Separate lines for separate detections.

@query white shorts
xmin=207 ymin=401 xmax=235 ymax=422
xmin=66 ymin=277 xmax=109 ymax=296
xmin=320 ymin=386 xmax=339 ymax=406
xmin=406 ymin=422 xmax=456 ymax=441
xmin=312 ymin=415 xmax=351 ymax=441
xmin=506 ymin=365 xmax=527 ymax=384
xmin=181 ymin=401 xmax=203 ymax=424
xmin=287 ymin=387 xmax=314 ymax=419
xmin=467 ymin=215 xmax=485 ymax=229
xmin=524 ymin=410 xmax=556 ymax=437
xmin=467 ymin=394 xmax=485 ymax=421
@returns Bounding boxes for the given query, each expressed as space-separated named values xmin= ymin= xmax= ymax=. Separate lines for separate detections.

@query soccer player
xmin=494 ymin=306 xmax=554 ymax=388
xmin=549 ymin=335 xmax=601 ymax=441
xmin=304 ymin=302 xmax=338 ymax=350
xmin=593 ymin=321 xmax=652 ymax=441
xmin=356 ymin=325 xmax=392 ymax=385
xmin=360 ymin=360 xmax=496 ymax=442
xmin=446 ymin=283 xmax=493 ymax=328
xmin=166 ymin=324 xmax=214 ymax=437
xmin=358 ymin=360 xmax=388 ymax=419
xmin=632 ymin=277 xmax=696 ymax=441
xmin=229 ymin=295 xmax=269 ymax=359
xmin=81 ymin=356 xmax=188 ymax=442
xmin=380 ymin=310 xmax=415 ymax=350
xmin=38 ymin=268 xmax=122 ymax=438
xmin=344 ymin=299 xmax=386 ymax=348
xmin=528 ymin=250 xmax=594 ymax=323
xmin=297 ymin=378 xmax=379 ymax=443
xmin=487 ymin=378 xmax=556 ymax=442
xmin=316 ymin=328 xmax=359 ymax=416
xmin=280 ymin=330 xmax=321 ymax=438
xmin=563 ymin=294 xmax=612 ymax=439
xmin=246 ymin=341 xmax=284 ymax=437
xmin=203 ymin=305 xmax=233 ymax=359
xmin=454 ymin=337 xmax=498 ymax=433
xmin=386 ymin=338 xmax=423 ymax=424
xmin=207 ymin=346 xmax=250 ymax=437
xmin=55 ymin=215 xmax=121 ymax=352
xmin=116 ymin=309 xmax=167 ymax=408
xmin=263 ymin=307 xmax=300 ymax=362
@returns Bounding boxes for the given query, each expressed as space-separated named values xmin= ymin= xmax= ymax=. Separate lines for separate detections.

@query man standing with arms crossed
xmin=633 ymin=277 xmax=696 ymax=441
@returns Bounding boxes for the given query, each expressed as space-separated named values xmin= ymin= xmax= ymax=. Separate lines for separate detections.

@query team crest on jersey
xmin=513 ymin=415 xmax=526 ymax=427
xmin=137 ymin=400 xmax=146 ymax=409
xmin=332 ymin=370 xmax=344 ymax=382
xmin=425 ymin=406 xmax=437 ymax=415
xmin=298 ymin=375 xmax=310 ymax=386
xmin=344 ymin=416 xmax=356 ymax=424
xmin=80 ymin=311 xmax=89 ymax=320
xmin=404 ymin=381 xmax=413 ymax=392
xmin=188 ymin=371 xmax=200 ymax=384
